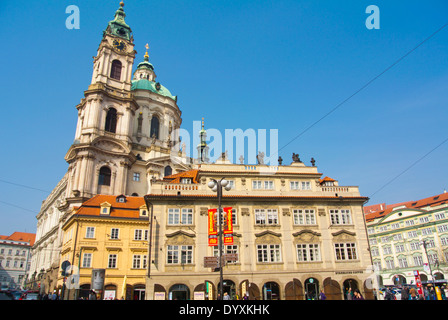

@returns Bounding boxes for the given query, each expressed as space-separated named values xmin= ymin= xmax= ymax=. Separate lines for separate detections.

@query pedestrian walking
xmin=223 ymin=292 xmax=230 ymax=300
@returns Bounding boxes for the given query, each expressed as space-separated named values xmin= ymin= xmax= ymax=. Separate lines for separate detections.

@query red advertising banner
xmin=208 ymin=209 xmax=217 ymax=246
xmin=208 ymin=207 xmax=233 ymax=246
xmin=223 ymin=207 xmax=233 ymax=245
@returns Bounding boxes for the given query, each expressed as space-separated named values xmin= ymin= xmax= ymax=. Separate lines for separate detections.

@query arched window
xmin=105 ymin=108 xmax=117 ymax=133
xmin=98 ymin=166 xmax=112 ymax=186
xmin=164 ymin=166 xmax=172 ymax=177
xmin=150 ymin=116 xmax=160 ymax=139
xmin=110 ymin=60 xmax=122 ymax=80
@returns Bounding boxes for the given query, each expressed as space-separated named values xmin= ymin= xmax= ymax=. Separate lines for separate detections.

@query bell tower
xmin=91 ymin=1 xmax=135 ymax=91
xmin=65 ymin=1 xmax=139 ymax=204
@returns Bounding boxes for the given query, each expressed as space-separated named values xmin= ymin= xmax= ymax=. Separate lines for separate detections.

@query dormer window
xmin=139 ymin=205 xmax=148 ymax=217
xmin=116 ymin=195 xmax=127 ymax=203
xmin=180 ymin=178 xmax=192 ymax=184
xmin=100 ymin=202 xmax=111 ymax=215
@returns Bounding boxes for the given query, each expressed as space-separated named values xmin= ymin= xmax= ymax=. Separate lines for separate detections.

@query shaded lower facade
xmin=146 ymin=273 xmax=374 ymax=300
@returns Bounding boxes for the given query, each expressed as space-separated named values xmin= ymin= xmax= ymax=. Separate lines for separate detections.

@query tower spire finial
xmin=144 ymin=43 xmax=149 ymax=61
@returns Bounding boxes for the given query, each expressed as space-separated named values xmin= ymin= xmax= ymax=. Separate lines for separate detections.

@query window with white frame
xmin=334 ymin=243 xmax=357 ymax=261
xmin=85 ymin=227 xmax=95 ymax=239
xmin=110 ymin=228 xmax=119 ymax=240
xmin=435 ymin=212 xmax=446 ymax=220
xmin=395 ymin=244 xmax=406 ymax=253
xmin=398 ymin=257 xmax=408 ymax=268
xmin=108 ymin=254 xmax=117 ymax=268
xmin=133 ymin=172 xmax=140 ymax=182
xmin=252 ymin=180 xmax=274 ymax=190
xmin=419 ymin=216 xmax=430 ymax=223
xmin=82 ymin=253 xmax=92 ymax=268
xmin=293 ymin=209 xmax=316 ymax=225
xmin=296 ymin=243 xmax=321 ymax=262
xmin=438 ymin=224 xmax=448 ymax=233
xmin=441 ymin=237 xmax=448 ymax=246
xmin=371 ymin=248 xmax=379 ymax=257
xmin=422 ymin=228 xmax=433 ymax=236
xmin=257 ymin=244 xmax=281 ymax=263
xmin=134 ymin=229 xmax=148 ymax=241
xmin=405 ymin=220 xmax=415 ymax=226
xmin=167 ymin=245 xmax=193 ymax=264
xmin=410 ymin=242 xmax=420 ymax=250
xmin=385 ymin=259 xmax=395 ymax=269
xmin=393 ymin=234 xmax=403 ymax=241
xmin=329 ymin=209 xmax=352 ymax=225
xmin=132 ymin=254 xmax=147 ymax=269
xmin=168 ymin=208 xmax=193 ymax=225
xmin=254 ymin=209 xmax=278 ymax=225
xmin=407 ymin=231 xmax=418 ymax=238
xmin=413 ymin=255 xmax=423 ymax=266
xmin=383 ymin=246 xmax=392 ymax=255
xmin=290 ymin=181 xmax=311 ymax=190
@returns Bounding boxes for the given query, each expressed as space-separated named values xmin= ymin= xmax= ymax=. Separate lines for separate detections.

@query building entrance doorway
xmin=304 ymin=278 xmax=319 ymax=300
xmin=263 ymin=282 xmax=280 ymax=300
xmin=218 ymin=279 xmax=236 ymax=299
xmin=169 ymin=284 xmax=190 ymax=300
xmin=133 ymin=285 xmax=145 ymax=300
xmin=343 ymin=279 xmax=359 ymax=300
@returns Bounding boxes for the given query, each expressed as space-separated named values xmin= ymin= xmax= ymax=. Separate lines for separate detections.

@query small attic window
xmin=411 ymin=202 xmax=417 ymax=206
xmin=139 ymin=205 xmax=148 ymax=217
xmin=100 ymin=202 xmax=112 ymax=215
xmin=181 ymin=178 xmax=192 ymax=184
xmin=116 ymin=195 xmax=127 ymax=203
xmin=434 ymin=196 xmax=439 ymax=200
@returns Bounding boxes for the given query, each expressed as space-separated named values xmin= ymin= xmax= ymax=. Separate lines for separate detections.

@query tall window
xmin=257 ymin=244 xmax=281 ymax=263
xmin=334 ymin=243 xmax=357 ymax=261
xmin=98 ymin=166 xmax=112 ymax=186
xmin=329 ymin=209 xmax=352 ymax=225
xmin=85 ymin=227 xmax=95 ymax=239
xmin=167 ymin=245 xmax=193 ymax=264
xmin=293 ymin=209 xmax=316 ymax=225
xmin=82 ymin=253 xmax=92 ymax=268
xmin=168 ymin=208 xmax=193 ymax=225
xmin=297 ymin=244 xmax=321 ymax=262
xmin=150 ymin=116 xmax=160 ymax=139
xmin=254 ymin=209 xmax=278 ymax=225
xmin=164 ymin=166 xmax=172 ymax=177
xmin=108 ymin=254 xmax=117 ymax=268
xmin=110 ymin=60 xmax=122 ymax=80
xmin=105 ymin=108 xmax=117 ymax=133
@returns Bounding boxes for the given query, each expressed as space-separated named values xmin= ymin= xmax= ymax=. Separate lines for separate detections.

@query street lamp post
xmin=420 ymin=239 xmax=437 ymax=294
xmin=208 ymin=178 xmax=231 ymax=300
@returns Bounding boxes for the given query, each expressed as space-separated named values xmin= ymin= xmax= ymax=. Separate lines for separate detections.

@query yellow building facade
xmin=59 ymin=194 xmax=149 ymax=299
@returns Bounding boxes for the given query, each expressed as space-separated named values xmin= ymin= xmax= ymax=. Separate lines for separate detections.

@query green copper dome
xmin=131 ymin=79 xmax=176 ymax=101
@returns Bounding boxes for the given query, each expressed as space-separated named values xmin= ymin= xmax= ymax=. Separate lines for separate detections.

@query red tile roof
xmin=74 ymin=194 xmax=146 ymax=219
xmin=0 ymin=232 xmax=36 ymax=246
xmin=365 ymin=192 xmax=448 ymax=222
xmin=163 ymin=169 xmax=199 ymax=184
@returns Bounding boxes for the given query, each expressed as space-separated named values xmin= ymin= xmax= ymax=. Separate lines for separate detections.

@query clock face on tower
xmin=113 ymin=39 xmax=127 ymax=52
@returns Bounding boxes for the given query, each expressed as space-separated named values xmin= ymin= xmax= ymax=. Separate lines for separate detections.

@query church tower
xmin=64 ymin=2 xmax=139 ymax=204
xmin=64 ymin=1 xmax=189 ymax=206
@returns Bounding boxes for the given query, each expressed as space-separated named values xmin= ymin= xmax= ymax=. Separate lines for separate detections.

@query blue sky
xmin=1 ymin=0 xmax=447 ymax=235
